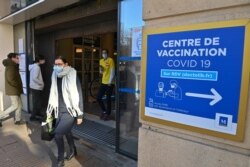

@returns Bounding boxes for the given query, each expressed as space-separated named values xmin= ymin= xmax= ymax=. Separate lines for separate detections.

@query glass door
xmin=117 ymin=0 xmax=144 ymax=159
xmin=73 ymin=36 xmax=101 ymax=106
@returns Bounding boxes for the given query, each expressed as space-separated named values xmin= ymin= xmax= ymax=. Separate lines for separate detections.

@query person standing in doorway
xmin=29 ymin=55 xmax=45 ymax=121
xmin=97 ymin=49 xmax=115 ymax=121
xmin=46 ymin=56 xmax=84 ymax=167
xmin=0 ymin=53 xmax=25 ymax=127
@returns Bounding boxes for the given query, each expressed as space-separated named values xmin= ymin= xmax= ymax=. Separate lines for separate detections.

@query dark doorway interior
xmin=55 ymin=33 xmax=116 ymax=115
xmin=36 ymin=31 xmax=117 ymax=148
xmin=55 ymin=33 xmax=117 ymax=147
xmin=34 ymin=2 xmax=140 ymax=158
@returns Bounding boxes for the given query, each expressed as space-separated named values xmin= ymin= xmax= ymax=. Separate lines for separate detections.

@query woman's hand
xmin=76 ymin=118 xmax=83 ymax=125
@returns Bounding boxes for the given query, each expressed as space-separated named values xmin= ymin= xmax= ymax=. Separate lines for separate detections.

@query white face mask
xmin=102 ymin=53 xmax=107 ymax=59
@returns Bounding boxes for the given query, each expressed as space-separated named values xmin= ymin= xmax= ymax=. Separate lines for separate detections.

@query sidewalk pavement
xmin=0 ymin=112 xmax=137 ymax=167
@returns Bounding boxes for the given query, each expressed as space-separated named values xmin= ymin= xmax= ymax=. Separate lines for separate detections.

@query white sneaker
xmin=0 ymin=114 xmax=10 ymax=119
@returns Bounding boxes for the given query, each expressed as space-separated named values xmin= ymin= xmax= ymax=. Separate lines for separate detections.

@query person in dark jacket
xmin=46 ymin=56 xmax=84 ymax=167
xmin=0 ymin=53 xmax=24 ymax=127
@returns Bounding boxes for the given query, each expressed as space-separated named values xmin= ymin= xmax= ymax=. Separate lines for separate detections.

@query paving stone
xmin=0 ymin=112 xmax=137 ymax=167
xmin=0 ymin=135 xmax=17 ymax=147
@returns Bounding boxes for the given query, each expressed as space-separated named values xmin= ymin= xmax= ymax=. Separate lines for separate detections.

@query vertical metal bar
xmin=115 ymin=0 xmax=122 ymax=153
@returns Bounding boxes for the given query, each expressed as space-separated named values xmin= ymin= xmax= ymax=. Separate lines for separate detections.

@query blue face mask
xmin=53 ymin=65 xmax=63 ymax=73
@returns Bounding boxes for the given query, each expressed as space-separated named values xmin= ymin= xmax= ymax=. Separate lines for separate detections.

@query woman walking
xmin=46 ymin=56 xmax=84 ymax=167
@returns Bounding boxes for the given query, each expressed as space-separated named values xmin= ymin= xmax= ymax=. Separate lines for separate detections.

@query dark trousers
xmin=54 ymin=112 xmax=75 ymax=161
xmin=30 ymin=88 xmax=43 ymax=118
xmin=97 ymin=84 xmax=114 ymax=115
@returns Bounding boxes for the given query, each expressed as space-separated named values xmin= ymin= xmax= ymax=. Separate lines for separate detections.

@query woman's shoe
xmin=100 ymin=112 xmax=105 ymax=120
xmin=65 ymin=147 xmax=77 ymax=161
xmin=103 ymin=114 xmax=111 ymax=121
xmin=74 ymin=147 xmax=77 ymax=156
xmin=57 ymin=160 xmax=64 ymax=167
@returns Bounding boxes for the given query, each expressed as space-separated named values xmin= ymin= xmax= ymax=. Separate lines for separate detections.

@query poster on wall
xmin=131 ymin=27 xmax=142 ymax=57
xmin=18 ymin=38 xmax=24 ymax=53
xmin=19 ymin=53 xmax=27 ymax=94
xmin=19 ymin=71 xmax=27 ymax=94
xmin=141 ymin=19 xmax=250 ymax=141
xmin=19 ymin=53 xmax=26 ymax=71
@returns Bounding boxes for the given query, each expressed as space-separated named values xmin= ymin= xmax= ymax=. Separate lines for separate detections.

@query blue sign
xmin=144 ymin=26 xmax=245 ymax=135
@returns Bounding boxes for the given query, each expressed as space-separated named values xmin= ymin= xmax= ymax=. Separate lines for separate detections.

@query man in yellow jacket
xmin=97 ymin=49 xmax=115 ymax=121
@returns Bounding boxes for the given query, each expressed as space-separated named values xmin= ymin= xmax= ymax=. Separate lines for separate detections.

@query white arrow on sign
xmin=185 ymin=88 xmax=222 ymax=106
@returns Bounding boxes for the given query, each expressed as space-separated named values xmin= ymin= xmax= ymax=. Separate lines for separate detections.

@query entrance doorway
xmin=55 ymin=33 xmax=117 ymax=147
xmin=33 ymin=0 xmax=141 ymax=159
